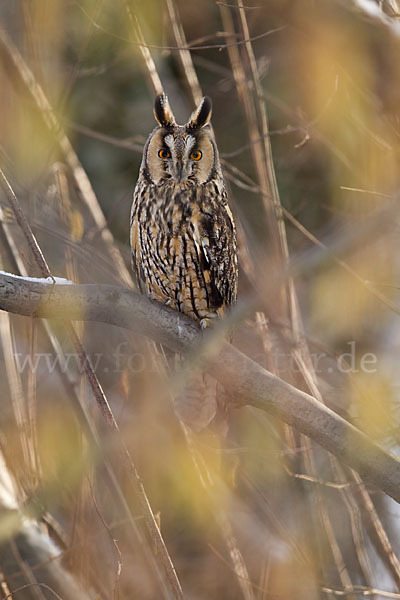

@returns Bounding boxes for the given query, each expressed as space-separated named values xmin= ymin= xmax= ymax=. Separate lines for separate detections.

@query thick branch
xmin=1 ymin=271 xmax=400 ymax=504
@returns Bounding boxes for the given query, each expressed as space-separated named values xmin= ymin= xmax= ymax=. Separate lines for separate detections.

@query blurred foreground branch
xmin=1 ymin=272 xmax=400 ymax=504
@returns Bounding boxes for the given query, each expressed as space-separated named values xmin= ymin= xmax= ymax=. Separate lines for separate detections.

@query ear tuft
xmin=154 ymin=94 xmax=176 ymax=127
xmin=187 ymin=96 xmax=212 ymax=129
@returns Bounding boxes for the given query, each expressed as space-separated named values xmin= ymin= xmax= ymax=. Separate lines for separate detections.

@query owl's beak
xmin=176 ymin=160 xmax=184 ymax=183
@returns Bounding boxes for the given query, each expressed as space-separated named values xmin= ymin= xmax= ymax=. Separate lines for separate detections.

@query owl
xmin=130 ymin=94 xmax=238 ymax=428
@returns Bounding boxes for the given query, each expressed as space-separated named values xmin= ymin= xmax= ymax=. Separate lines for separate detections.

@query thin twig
xmin=329 ymin=462 xmax=376 ymax=592
xmin=0 ymin=169 xmax=52 ymax=280
xmin=216 ymin=1 xmax=263 ymax=9
xmin=322 ymin=585 xmax=400 ymax=598
xmin=281 ymin=206 xmax=400 ymax=317
xmin=67 ymin=122 xmax=143 ymax=153
xmin=165 ymin=0 xmax=203 ymax=105
xmin=87 ymin=477 xmax=122 ymax=600
xmin=1 ymin=582 xmax=63 ymax=600
xmin=76 ymin=5 xmax=285 ymax=51
xmin=125 ymin=4 xmax=163 ymax=95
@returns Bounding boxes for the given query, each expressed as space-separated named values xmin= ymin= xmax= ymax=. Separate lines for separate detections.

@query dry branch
xmin=2 ymin=271 xmax=400 ymax=505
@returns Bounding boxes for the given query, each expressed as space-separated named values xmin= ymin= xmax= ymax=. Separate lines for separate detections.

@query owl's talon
xmin=200 ymin=318 xmax=209 ymax=330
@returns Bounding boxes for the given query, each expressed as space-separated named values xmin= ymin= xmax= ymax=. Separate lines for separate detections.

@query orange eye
xmin=158 ymin=149 xmax=171 ymax=159
xmin=189 ymin=149 xmax=202 ymax=161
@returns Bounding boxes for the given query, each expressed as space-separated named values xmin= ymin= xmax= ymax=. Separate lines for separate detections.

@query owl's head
xmin=142 ymin=94 xmax=219 ymax=186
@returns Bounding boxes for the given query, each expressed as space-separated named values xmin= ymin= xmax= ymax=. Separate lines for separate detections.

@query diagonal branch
xmin=2 ymin=271 xmax=400 ymax=505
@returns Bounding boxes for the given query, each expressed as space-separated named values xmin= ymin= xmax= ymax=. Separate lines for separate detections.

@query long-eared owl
xmin=130 ymin=94 xmax=238 ymax=325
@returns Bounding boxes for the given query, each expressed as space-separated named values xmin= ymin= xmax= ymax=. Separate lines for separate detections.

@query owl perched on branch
xmin=130 ymin=94 xmax=238 ymax=429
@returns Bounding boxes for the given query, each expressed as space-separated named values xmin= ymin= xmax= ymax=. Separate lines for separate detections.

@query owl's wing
xmin=130 ymin=188 xmax=146 ymax=294
xmin=198 ymin=201 xmax=238 ymax=314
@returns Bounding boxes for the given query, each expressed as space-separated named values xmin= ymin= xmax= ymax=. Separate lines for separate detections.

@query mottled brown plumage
xmin=130 ymin=94 xmax=238 ymax=428
xmin=131 ymin=94 xmax=237 ymax=324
